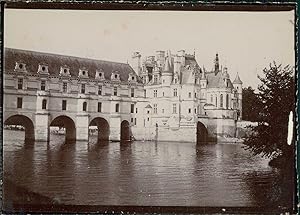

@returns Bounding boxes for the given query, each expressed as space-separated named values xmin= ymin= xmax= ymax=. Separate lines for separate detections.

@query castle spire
xmin=214 ymin=53 xmax=219 ymax=74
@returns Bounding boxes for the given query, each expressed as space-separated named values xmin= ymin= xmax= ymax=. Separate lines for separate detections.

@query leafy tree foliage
xmin=242 ymin=86 xmax=262 ymax=122
xmin=243 ymin=62 xmax=295 ymax=159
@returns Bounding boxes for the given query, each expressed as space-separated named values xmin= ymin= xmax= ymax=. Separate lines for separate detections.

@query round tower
xmin=233 ymin=73 xmax=243 ymax=119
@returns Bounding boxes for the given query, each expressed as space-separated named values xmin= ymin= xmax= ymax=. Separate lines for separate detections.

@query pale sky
xmin=4 ymin=9 xmax=295 ymax=88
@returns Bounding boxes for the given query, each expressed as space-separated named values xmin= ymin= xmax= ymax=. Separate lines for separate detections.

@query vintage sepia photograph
xmin=2 ymin=3 xmax=297 ymax=213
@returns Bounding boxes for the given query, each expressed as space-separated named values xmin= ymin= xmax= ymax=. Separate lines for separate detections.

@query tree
xmin=243 ymin=62 xmax=295 ymax=160
xmin=242 ymin=86 xmax=262 ymax=122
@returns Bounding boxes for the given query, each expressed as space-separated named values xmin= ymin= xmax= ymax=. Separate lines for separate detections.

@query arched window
xmin=220 ymin=94 xmax=223 ymax=108
xmin=83 ymin=102 xmax=87 ymax=111
xmin=226 ymin=94 xmax=229 ymax=109
xmin=42 ymin=99 xmax=47 ymax=110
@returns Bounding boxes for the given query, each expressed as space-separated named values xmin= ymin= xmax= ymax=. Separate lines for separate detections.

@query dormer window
xmin=128 ymin=73 xmax=136 ymax=82
xmin=14 ymin=62 xmax=27 ymax=73
xmin=38 ymin=64 xmax=49 ymax=74
xmin=79 ymin=68 xmax=89 ymax=78
xmin=95 ymin=69 xmax=105 ymax=80
xmin=60 ymin=66 xmax=71 ymax=76
xmin=111 ymin=71 xmax=120 ymax=81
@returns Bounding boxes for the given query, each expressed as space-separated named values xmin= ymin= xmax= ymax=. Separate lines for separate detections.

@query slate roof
xmin=233 ymin=73 xmax=243 ymax=84
xmin=206 ymin=71 xmax=234 ymax=89
xmin=180 ymin=54 xmax=201 ymax=84
xmin=5 ymin=48 xmax=141 ymax=83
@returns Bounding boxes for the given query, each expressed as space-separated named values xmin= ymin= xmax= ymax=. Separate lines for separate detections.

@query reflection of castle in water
xmin=4 ymin=48 xmax=242 ymax=143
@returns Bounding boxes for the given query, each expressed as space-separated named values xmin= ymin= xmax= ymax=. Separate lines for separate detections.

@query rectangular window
xmin=195 ymin=108 xmax=197 ymax=113
xmin=173 ymin=89 xmax=177 ymax=97
xmin=98 ymin=85 xmax=102 ymax=95
xmin=134 ymin=118 xmax=137 ymax=125
xmin=136 ymin=108 xmax=138 ymax=113
xmin=154 ymin=104 xmax=157 ymax=114
xmin=98 ymin=102 xmax=102 ymax=112
xmin=114 ymin=87 xmax=118 ymax=96
xmin=220 ymin=94 xmax=223 ymax=108
xmin=63 ymin=82 xmax=68 ymax=93
xmin=195 ymin=92 xmax=197 ymax=98
xmin=41 ymin=80 xmax=46 ymax=91
xmin=154 ymin=76 xmax=158 ymax=84
xmin=131 ymin=88 xmax=135 ymax=97
xmin=17 ymin=78 xmax=23 ymax=89
xmin=83 ymin=102 xmax=87 ymax=111
xmin=115 ymin=103 xmax=119 ymax=112
xmin=172 ymin=104 xmax=177 ymax=114
xmin=131 ymin=104 xmax=134 ymax=113
xmin=189 ymin=92 xmax=191 ymax=98
xmin=131 ymin=118 xmax=134 ymax=123
xmin=42 ymin=99 xmax=47 ymax=110
xmin=17 ymin=97 xmax=22 ymax=108
xmin=189 ymin=108 xmax=191 ymax=113
xmin=144 ymin=90 xmax=146 ymax=98
xmin=81 ymin=84 xmax=86 ymax=94
xmin=154 ymin=89 xmax=157 ymax=97
xmin=62 ymin=100 xmax=67 ymax=110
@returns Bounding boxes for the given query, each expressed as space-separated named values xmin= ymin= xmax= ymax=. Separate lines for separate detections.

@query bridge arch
xmin=4 ymin=114 xmax=35 ymax=141
xmin=197 ymin=121 xmax=208 ymax=144
xmin=121 ymin=120 xmax=131 ymax=142
xmin=89 ymin=117 xmax=110 ymax=141
xmin=50 ymin=115 xmax=76 ymax=142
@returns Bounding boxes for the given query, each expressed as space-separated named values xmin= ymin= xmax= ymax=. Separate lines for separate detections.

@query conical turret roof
xmin=233 ymin=73 xmax=242 ymax=84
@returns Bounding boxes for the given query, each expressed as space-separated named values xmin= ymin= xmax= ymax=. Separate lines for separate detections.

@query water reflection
xmin=3 ymin=130 xmax=292 ymax=208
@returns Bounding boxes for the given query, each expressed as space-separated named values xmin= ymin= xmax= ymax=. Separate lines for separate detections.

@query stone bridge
xmin=4 ymin=107 xmax=132 ymax=142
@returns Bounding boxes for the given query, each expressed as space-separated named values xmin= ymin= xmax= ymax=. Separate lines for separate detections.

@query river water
xmin=3 ymin=130 xmax=293 ymax=209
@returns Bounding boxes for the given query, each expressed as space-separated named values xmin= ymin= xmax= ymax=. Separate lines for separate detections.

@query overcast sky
xmin=5 ymin=9 xmax=295 ymax=88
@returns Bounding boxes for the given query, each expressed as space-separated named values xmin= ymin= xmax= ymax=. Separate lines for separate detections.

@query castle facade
xmin=4 ymin=48 xmax=242 ymax=143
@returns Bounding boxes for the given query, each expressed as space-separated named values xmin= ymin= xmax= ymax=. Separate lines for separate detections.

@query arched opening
xmin=121 ymin=120 xmax=131 ymax=142
xmin=50 ymin=116 xmax=76 ymax=142
xmin=4 ymin=115 xmax=35 ymax=142
xmin=197 ymin=122 xmax=208 ymax=144
xmin=89 ymin=117 xmax=110 ymax=142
